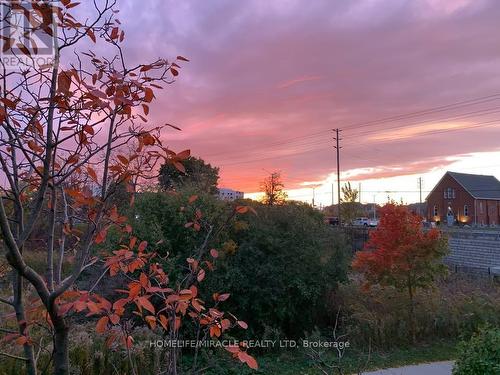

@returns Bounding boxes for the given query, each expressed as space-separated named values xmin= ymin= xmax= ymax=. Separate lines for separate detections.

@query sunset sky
xmin=117 ymin=0 xmax=500 ymax=205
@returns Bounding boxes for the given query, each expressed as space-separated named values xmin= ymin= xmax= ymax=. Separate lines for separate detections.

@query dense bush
xmin=338 ymin=274 xmax=500 ymax=348
xmin=118 ymin=190 xmax=231 ymax=281
xmin=207 ymin=201 xmax=349 ymax=337
xmin=453 ymin=325 xmax=500 ymax=375
xmin=116 ymin=194 xmax=349 ymax=338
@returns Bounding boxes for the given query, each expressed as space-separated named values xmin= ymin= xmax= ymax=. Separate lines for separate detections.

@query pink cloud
xmin=276 ymin=75 xmax=323 ymax=89
xmin=113 ymin=0 xmax=500 ymax=193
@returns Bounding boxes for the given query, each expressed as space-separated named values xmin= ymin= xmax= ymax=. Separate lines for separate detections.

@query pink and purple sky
xmin=117 ymin=0 xmax=500 ymax=204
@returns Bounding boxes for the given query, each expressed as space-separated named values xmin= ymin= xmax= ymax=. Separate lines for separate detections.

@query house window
xmin=480 ymin=202 xmax=484 ymax=213
xmin=433 ymin=205 xmax=438 ymax=216
xmin=444 ymin=188 xmax=455 ymax=199
xmin=464 ymin=205 xmax=469 ymax=217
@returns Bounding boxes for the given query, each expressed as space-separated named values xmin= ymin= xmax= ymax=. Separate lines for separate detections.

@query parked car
xmin=325 ymin=216 xmax=340 ymax=226
xmin=352 ymin=217 xmax=378 ymax=227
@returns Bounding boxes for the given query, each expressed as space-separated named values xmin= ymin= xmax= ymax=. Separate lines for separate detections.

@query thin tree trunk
xmin=13 ymin=272 xmax=37 ymax=375
xmin=52 ymin=316 xmax=69 ymax=375
xmin=47 ymin=188 xmax=57 ymax=291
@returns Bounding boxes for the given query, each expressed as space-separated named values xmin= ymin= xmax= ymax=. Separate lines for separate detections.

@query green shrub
xmin=101 ymin=193 xmax=349 ymax=339
xmin=207 ymin=201 xmax=349 ymax=337
xmin=453 ymin=325 xmax=500 ymax=375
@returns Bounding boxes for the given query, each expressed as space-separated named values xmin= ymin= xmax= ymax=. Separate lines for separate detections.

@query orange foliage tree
xmin=352 ymin=204 xmax=448 ymax=343
xmin=0 ymin=1 xmax=256 ymax=374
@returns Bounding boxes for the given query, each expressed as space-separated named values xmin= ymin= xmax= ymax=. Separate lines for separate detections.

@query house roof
xmin=447 ymin=171 xmax=500 ymax=200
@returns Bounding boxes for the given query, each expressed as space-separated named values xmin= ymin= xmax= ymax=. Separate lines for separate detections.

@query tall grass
xmin=337 ymin=273 xmax=500 ymax=349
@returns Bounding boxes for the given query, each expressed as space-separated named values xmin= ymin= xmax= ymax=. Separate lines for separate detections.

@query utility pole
xmin=333 ymin=129 xmax=342 ymax=225
xmin=418 ymin=177 xmax=423 ymax=216
xmin=312 ymin=187 xmax=315 ymax=208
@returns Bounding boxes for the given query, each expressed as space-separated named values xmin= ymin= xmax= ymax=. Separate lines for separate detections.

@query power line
xmin=217 ymin=117 xmax=500 ymax=167
xmin=342 ymin=105 xmax=500 ymax=139
xmin=341 ymin=93 xmax=500 ymax=132
xmin=206 ymin=107 xmax=500 ymax=167
xmin=197 ymin=93 xmax=500 ymax=162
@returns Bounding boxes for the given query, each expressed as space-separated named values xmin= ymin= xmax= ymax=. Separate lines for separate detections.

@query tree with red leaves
xmin=352 ymin=203 xmax=448 ymax=343
xmin=0 ymin=1 xmax=256 ymax=374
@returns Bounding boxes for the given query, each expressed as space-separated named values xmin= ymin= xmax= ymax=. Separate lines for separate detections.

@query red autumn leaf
xmin=158 ymin=314 xmax=169 ymax=330
xmin=210 ymin=325 xmax=221 ymax=338
xmin=83 ymin=125 xmax=94 ymax=135
xmin=117 ymin=155 xmax=128 ymax=165
xmin=137 ymin=296 xmax=155 ymax=314
xmin=176 ymin=149 xmax=191 ymax=160
xmin=15 ymin=335 xmax=28 ymax=345
xmin=197 ymin=269 xmax=206 ymax=282
xmin=144 ymin=87 xmax=154 ymax=103
xmin=179 ymin=289 xmax=193 ymax=301
xmin=109 ymin=314 xmax=120 ymax=325
xmin=173 ymin=161 xmax=185 ymax=174
xmin=189 ymin=285 xmax=198 ymax=298
xmin=66 ymin=154 xmax=79 ymax=164
xmin=177 ymin=55 xmax=190 ymax=62
xmin=221 ymin=318 xmax=231 ymax=330
xmin=145 ymin=315 xmax=156 ymax=329
xmin=170 ymin=67 xmax=179 ymax=76
xmin=237 ymin=320 xmax=248 ymax=329
xmin=0 ymin=97 xmax=17 ymax=109
xmin=125 ymin=335 xmax=134 ymax=349
xmin=57 ymin=71 xmax=71 ymax=94
xmin=95 ymin=228 xmax=108 ymax=244
xmin=138 ymin=240 xmax=147 ymax=252
xmin=96 ymin=316 xmax=109 ymax=333
xmin=90 ymin=89 xmax=107 ymax=99
xmin=87 ymin=167 xmax=98 ymax=183
xmin=16 ymin=43 xmax=31 ymax=57
xmin=110 ymin=27 xmax=119 ymax=40
xmin=139 ymin=272 xmax=148 ymax=288
xmin=210 ymin=249 xmax=219 ymax=258
xmin=188 ymin=195 xmax=198 ymax=204
xmin=87 ymin=28 xmax=96 ymax=43
xmin=238 ymin=351 xmax=258 ymax=370
xmin=142 ymin=132 xmax=155 ymax=145
xmin=235 ymin=206 xmax=249 ymax=214
xmin=2 ymin=38 xmax=14 ymax=53
xmin=27 ymin=140 xmax=44 ymax=154
xmin=217 ymin=293 xmax=230 ymax=302
xmin=226 ymin=345 xmax=240 ymax=354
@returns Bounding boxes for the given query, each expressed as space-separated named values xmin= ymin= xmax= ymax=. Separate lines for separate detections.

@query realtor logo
xmin=0 ymin=1 xmax=56 ymax=71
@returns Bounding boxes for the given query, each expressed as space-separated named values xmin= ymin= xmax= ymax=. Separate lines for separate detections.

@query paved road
xmin=361 ymin=361 xmax=455 ymax=375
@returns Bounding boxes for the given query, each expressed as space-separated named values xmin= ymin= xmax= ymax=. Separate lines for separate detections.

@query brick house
xmin=426 ymin=171 xmax=500 ymax=226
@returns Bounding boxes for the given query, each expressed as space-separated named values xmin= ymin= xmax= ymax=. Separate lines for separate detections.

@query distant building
xmin=218 ymin=188 xmax=244 ymax=201
xmin=426 ymin=171 xmax=500 ymax=226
